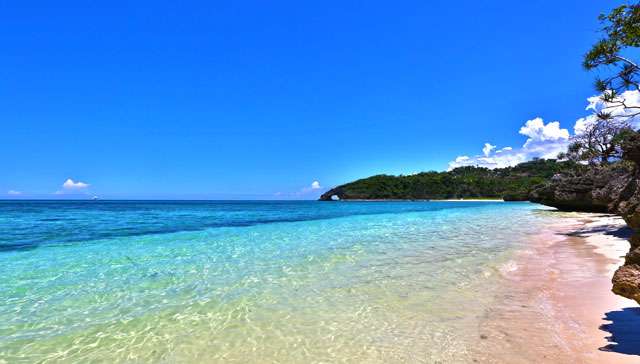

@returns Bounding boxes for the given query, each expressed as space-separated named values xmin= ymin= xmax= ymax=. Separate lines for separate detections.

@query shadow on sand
xmin=563 ymin=224 xmax=634 ymax=240
xmin=531 ymin=210 xmax=634 ymax=239
xmin=599 ymin=307 xmax=640 ymax=356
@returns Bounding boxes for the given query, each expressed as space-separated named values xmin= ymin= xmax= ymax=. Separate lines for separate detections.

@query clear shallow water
xmin=0 ymin=201 xmax=554 ymax=363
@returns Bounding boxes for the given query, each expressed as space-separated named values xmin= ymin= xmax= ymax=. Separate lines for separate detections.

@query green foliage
xmin=584 ymin=4 xmax=640 ymax=73
xmin=568 ymin=3 xmax=640 ymax=166
xmin=562 ymin=120 xmax=632 ymax=165
xmin=584 ymin=3 xmax=640 ymax=100
xmin=326 ymin=159 xmax=581 ymax=200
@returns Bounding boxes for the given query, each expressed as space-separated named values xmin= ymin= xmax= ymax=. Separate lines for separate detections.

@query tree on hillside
xmin=562 ymin=3 xmax=640 ymax=165
xmin=559 ymin=118 xmax=632 ymax=164
xmin=584 ymin=3 xmax=640 ymax=113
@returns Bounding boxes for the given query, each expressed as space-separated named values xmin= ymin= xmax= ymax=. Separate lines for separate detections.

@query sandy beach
xmin=475 ymin=212 xmax=640 ymax=363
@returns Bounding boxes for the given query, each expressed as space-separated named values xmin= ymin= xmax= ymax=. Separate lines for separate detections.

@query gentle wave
xmin=0 ymin=201 xmax=552 ymax=363
xmin=0 ymin=200 xmax=507 ymax=251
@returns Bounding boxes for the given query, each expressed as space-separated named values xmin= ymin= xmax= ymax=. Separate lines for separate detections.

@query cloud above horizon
xmin=574 ymin=90 xmax=640 ymax=136
xmin=274 ymin=180 xmax=324 ymax=198
xmin=447 ymin=90 xmax=640 ymax=170
xmin=63 ymin=178 xmax=89 ymax=190
xmin=299 ymin=180 xmax=322 ymax=194
xmin=482 ymin=143 xmax=496 ymax=157
xmin=448 ymin=117 xmax=570 ymax=170
xmin=7 ymin=190 xmax=21 ymax=195
xmin=54 ymin=178 xmax=91 ymax=195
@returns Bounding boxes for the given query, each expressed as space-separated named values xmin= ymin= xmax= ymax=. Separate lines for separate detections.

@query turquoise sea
xmin=0 ymin=201 xmax=555 ymax=363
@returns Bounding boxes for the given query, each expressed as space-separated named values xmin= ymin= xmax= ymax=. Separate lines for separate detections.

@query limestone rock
xmin=612 ymin=264 xmax=640 ymax=303
xmin=529 ymin=166 xmax=630 ymax=212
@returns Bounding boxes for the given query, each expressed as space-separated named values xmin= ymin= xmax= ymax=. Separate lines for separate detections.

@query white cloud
xmin=63 ymin=178 xmax=89 ymax=190
xmin=447 ymin=91 xmax=640 ymax=171
xmin=574 ymin=90 xmax=640 ymax=137
xmin=447 ymin=117 xmax=570 ymax=170
xmin=518 ymin=118 xmax=570 ymax=159
xmin=450 ymin=156 xmax=470 ymax=166
xmin=289 ymin=180 xmax=324 ymax=197
xmin=585 ymin=90 xmax=640 ymax=128
xmin=300 ymin=180 xmax=322 ymax=194
xmin=7 ymin=190 xmax=21 ymax=195
xmin=519 ymin=118 xmax=569 ymax=142
xmin=274 ymin=180 xmax=324 ymax=198
xmin=482 ymin=143 xmax=496 ymax=157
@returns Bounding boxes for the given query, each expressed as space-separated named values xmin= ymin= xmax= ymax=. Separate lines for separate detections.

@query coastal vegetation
xmin=319 ymin=159 xmax=580 ymax=201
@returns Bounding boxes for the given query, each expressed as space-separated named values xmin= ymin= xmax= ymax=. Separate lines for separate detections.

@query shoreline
xmin=430 ymin=199 xmax=505 ymax=202
xmin=322 ymin=198 xmax=506 ymax=202
xmin=476 ymin=212 xmax=639 ymax=363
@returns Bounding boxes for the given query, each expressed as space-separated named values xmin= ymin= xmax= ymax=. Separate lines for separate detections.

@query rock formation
xmin=530 ymin=156 xmax=640 ymax=304
xmin=529 ymin=166 xmax=631 ymax=212
xmin=319 ymin=188 xmax=345 ymax=201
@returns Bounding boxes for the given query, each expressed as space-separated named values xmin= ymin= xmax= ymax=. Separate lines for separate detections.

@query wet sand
xmin=475 ymin=212 xmax=640 ymax=363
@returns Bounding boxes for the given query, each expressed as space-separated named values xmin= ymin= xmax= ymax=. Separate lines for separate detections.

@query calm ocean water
xmin=0 ymin=200 xmax=555 ymax=363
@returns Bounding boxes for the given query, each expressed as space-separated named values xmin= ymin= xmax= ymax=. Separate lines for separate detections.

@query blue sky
xmin=0 ymin=0 xmax=624 ymax=199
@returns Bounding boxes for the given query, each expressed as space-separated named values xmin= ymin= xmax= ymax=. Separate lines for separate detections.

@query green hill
xmin=319 ymin=159 xmax=581 ymax=201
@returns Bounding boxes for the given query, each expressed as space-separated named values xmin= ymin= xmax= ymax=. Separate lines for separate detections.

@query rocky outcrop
xmin=610 ymin=174 xmax=640 ymax=304
xmin=529 ymin=166 xmax=631 ymax=212
xmin=610 ymin=137 xmax=640 ymax=304
xmin=319 ymin=188 xmax=345 ymax=201
xmin=529 ymin=163 xmax=640 ymax=304
xmin=612 ymin=264 xmax=640 ymax=303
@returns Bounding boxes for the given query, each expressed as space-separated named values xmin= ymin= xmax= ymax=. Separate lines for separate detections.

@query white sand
xmin=476 ymin=212 xmax=638 ymax=363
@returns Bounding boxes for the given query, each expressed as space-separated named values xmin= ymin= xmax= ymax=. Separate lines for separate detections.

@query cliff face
xmin=530 ymin=163 xmax=640 ymax=304
xmin=529 ymin=166 xmax=631 ymax=212
xmin=610 ymin=173 xmax=640 ymax=303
